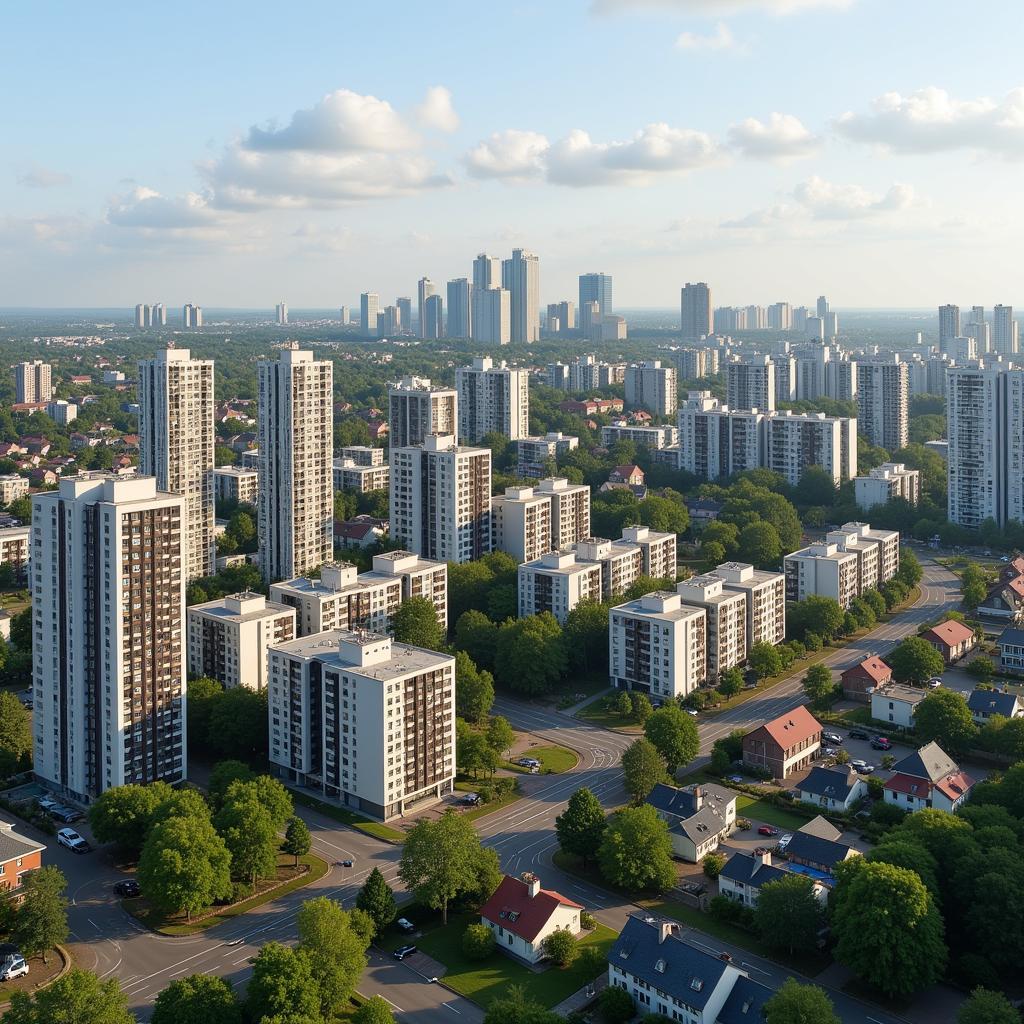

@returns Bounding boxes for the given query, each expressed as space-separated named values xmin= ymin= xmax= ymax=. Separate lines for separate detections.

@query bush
xmin=542 ymin=928 xmax=578 ymax=967
xmin=709 ymin=895 xmax=756 ymax=929
xmin=462 ymin=923 xmax=496 ymax=961
xmin=870 ymin=802 xmax=906 ymax=826
xmin=702 ymin=852 xmax=726 ymax=879
xmin=598 ymin=985 xmax=635 ymax=1024
xmin=866 ymin=777 xmax=884 ymax=800
xmin=580 ymin=910 xmax=597 ymax=930
xmin=229 ymin=881 xmax=253 ymax=904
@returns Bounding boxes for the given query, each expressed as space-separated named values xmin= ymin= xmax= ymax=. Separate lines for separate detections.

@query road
xmin=52 ymin=556 xmax=958 ymax=1024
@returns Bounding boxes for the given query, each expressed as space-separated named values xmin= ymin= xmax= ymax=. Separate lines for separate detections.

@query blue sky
xmin=5 ymin=0 xmax=1024 ymax=309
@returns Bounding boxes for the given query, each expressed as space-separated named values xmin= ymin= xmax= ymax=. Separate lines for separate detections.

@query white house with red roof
xmin=884 ymin=741 xmax=975 ymax=813
xmin=479 ymin=873 xmax=583 ymax=964
xmin=921 ymin=619 xmax=977 ymax=665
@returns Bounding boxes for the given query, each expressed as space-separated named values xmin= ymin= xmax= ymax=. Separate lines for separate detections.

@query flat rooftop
xmin=272 ymin=629 xmax=452 ymax=680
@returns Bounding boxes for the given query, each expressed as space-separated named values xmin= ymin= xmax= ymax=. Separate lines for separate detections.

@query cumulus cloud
xmin=17 ymin=165 xmax=71 ymax=188
xmin=594 ymin=0 xmax=854 ymax=14
xmin=835 ymin=86 xmax=1024 ymax=157
xmin=675 ymin=22 xmax=742 ymax=51
xmin=416 ymin=85 xmax=459 ymax=133
xmin=105 ymin=187 xmax=224 ymax=229
xmin=728 ymin=113 xmax=819 ymax=160
xmin=465 ymin=130 xmax=550 ymax=180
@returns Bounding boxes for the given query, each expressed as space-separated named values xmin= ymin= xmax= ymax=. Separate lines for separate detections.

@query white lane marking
xmin=444 ymin=1003 xmax=462 ymax=1014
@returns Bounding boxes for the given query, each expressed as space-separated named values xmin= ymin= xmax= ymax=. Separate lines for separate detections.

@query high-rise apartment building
xmin=714 ymin=562 xmax=786 ymax=649
xmin=492 ymin=485 xmax=553 ymax=563
xmin=773 ymin=355 xmax=796 ymax=404
xmin=767 ymin=302 xmax=792 ymax=330
xmin=625 ymin=361 xmax=677 ymax=416
xmin=579 ymin=273 xmax=613 ymax=319
xmin=501 ymin=248 xmax=540 ymax=343
xmin=422 ymin=294 xmax=444 ymax=339
xmin=417 ymin=278 xmax=436 ymax=338
xmin=387 ymin=377 xmax=457 ymax=449
xmin=14 ymin=361 xmax=52 ymax=404
xmin=680 ymin=282 xmax=712 ymax=341
xmin=784 ymin=542 xmax=860 ymax=609
xmin=994 ymin=305 xmax=1019 ymax=355
xmin=939 ymin=304 xmax=960 ymax=347
xmin=446 ymin=279 xmax=472 ymax=339
xmin=765 ymin=411 xmax=857 ymax=486
xmin=152 ymin=303 xmax=166 ymax=326
xmin=182 ymin=303 xmax=202 ymax=328
xmin=574 ymin=537 xmax=643 ymax=601
xmin=379 ymin=305 xmax=402 ymax=337
xmin=135 ymin=303 xmax=151 ymax=328
xmin=674 ymin=392 xmax=765 ymax=480
xmin=257 ymin=346 xmax=334 ymax=582
xmin=473 ymin=253 xmax=501 ymax=290
xmin=455 ymin=357 xmax=529 ymax=443
xmin=471 ymin=287 xmax=511 ymax=345
xmin=726 ymin=357 xmax=776 ymax=411
xmin=518 ymin=552 xmax=603 ymax=624
xmin=676 ymin=575 xmax=747 ymax=680
xmin=515 ymin=433 xmax=579 ymax=477
xmin=536 ymin=476 xmax=591 ymax=549
xmin=138 ymin=347 xmax=216 ymax=580
xmin=397 ymin=297 xmax=412 ymax=331
xmin=546 ymin=300 xmax=575 ymax=334
xmin=856 ymin=360 xmax=909 ymax=452
xmin=332 ymin=458 xmax=389 ymax=494
xmin=276 ymin=302 xmax=288 ymax=325
xmin=360 ymin=292 xmax=380 ymax=335
xmin=816 ymin=295 xmax=829 ymax=319
xmin=389 ymin=434 xmax=492 ymax=563
xmin=32 ymin=475 xmax=186 ymax=800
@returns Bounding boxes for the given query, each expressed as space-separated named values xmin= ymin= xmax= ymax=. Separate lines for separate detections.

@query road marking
xmin=88 ymin=918 xmax=100 ymax=930
xmin=444 ymin=1003 xmax=462 ymax=1014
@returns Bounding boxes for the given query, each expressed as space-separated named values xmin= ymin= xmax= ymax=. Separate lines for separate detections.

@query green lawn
xmin=836 ymin=706 xmax=873 ymax=725
xmin=289 ymin=790 xmax=406 ymax=843
xmin=734 ymin=796 xmax=809 ymax=831
xmin=574 ymin=697 xmax=643 ymax=733
xmin=416 ymin=912 xmax=617 ymax=1008
xmin=505 ymin=745 xmax=578 ymax=775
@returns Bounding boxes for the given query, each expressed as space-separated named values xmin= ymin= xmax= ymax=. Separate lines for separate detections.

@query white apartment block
xmin=609 ymin=592 xmax=707 ymax=700
xmin=677 ymin=348 xmax=719 ymax=381
xmin=187 ymin=592 xmax=296 ymax=691
xmin=726 ymin=357 xmax=776 ymax=411
xmin=784 ymin=543 xmax=861 ymax=609
xmin=826 ymin=526 xmax=881 ymax=592
xmin=14 ymin=361 xmax=52 ymax=404
xmin=332 ymin=458 xmax=390 ymax=494
xmin=855 ymin=463 xmax=920 ymax=512
xmin=257 ymin=347 xmax=333 ymax=582
xmin=492 ymin=485 xmax=553 ymax=564
xmin=213 ymin=466 xmax=259 ymax=506
xmin=517 ymin=551 xmax=603 ymax=624
xmin=387 ymin=377 xmax=458 ymax=449
xmin=765 ymin=411 xmax=857 ymax=487
xmin=600 ymin=424 xmax=679 ymax=450
xmin=675 ymin=392 xmax=765 ymax=480
xmin=0 ymin=526 xmax=29 ymax=582
xmin=676 ymin=575 xmax=747 ymax=680
xmin=515 ymin=433 xmax=579 ymax=477
xmin=472 ymin=287 xmax=511 ymax=345
xmin=268 ymin=630 xmax=455 ymax=821
xmin=32 ymin=475 xmax=186 ymax=801
xmin=47 ymin=400 xmax=77 ymax=425
xmin=575 ymin=537 xmax=643 ymax=600
xmin=844 ymin=521 xmax=900 ymax=585
xmin=625 ymin=361 xmax=677 ymax=416
xmin=715 ymin=562 xmax=786 ymax=648
xmin=0 ymin=475 xmax=28 ymax=506
xmin=622 ymin=525 xmax=677 ymax=580
xmin=454 ymin=358 xmax=529 ymax=443
xmin=138 ymin=347 xmax=216 ymax=579
xmin=339 ymin=445 xmax=384 ymax=467
xmin=857 ymin=361 xmax=909 ymax=452
xmin=773 ymin=356 xmax=797 ymax=404
xmin=389 ymin=435 xmax=491 ymax=564
xmin=536 ymin=477 xmax=591 ymax=549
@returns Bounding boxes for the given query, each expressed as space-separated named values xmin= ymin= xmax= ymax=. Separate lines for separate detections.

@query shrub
xmin=462 ymin=923 xmax=496 ymax=961
xmin=598 ymin=985 xmax=635 ymax=1024
xmin=702 ymin=852 xmax=726 ymax=879
xmin=580 ymin=910 xmax=597 ymax=930
xmin=866 ymin=777 xmax=884 ymax=800
xmin=542 ymin=928 xmax=578 ymax=967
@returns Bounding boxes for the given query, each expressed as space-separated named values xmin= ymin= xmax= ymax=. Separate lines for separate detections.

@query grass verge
xmin=462 ymin=789 xmax=523 ymax=823
xmin=290 ymin=790 xmax=406 ymax=843
xmin=574 ymin=698 xmax=643 ymax=733
xmin=734 ymin=796 xmax=810 ymax=832
xmin=505 ymin=745 xmax=579 ymax=775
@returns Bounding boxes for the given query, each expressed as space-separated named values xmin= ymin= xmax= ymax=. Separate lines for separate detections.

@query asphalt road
xmin=51 ymin=556 xmax=959 ymax=1024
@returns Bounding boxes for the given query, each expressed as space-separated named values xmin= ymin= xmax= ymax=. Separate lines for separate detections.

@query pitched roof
xmin=646 ymin=783 xmax=735 ymax=844
xmin=719 ymin=852 xmax=788 ymax=888
xmin=799 ymin=815 xmax=842 ymax=841
xmin=745 ymin=704 xmax=821 ymax=750
xmin=479 ymin=875 xmax=582 ymax=943
xmin=718 ymin=975 xmax=773 ymax=1024
xmin=1005 ymin=577 xmax=1024 ymax=600
xmin=998 ymin=626 xmax=1024 ymax=647
xmin=783 ymin=831 xmax=852 ymax=872
xmin=922 ymin=619 xmax=975 ymax=647
xmin=797 ymin=767 xmax=861 ymax=801
xmin=891 ymin=740 xmax=958 ymax=783
xmin=967 ymin=688 xmax=1021 ymax=718
xmin=0 ymin=823 xmax=45 ymax=863
xmin=842 ymin=656 xmax=892 ymax=684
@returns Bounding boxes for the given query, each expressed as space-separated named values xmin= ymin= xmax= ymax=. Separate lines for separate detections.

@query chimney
xmin=692 ymin=786 xmax=703 ymax=811
xmin=757 ymin=849 xmax=772 ymax=869
xmin=658 ymin=921 xmax=677 ymax=944
xmin=522 ymin=872 xmax=540 ymax=898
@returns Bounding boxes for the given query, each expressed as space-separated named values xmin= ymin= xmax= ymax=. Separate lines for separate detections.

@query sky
xmin=4 ymin=0 xmax=1024 ymax=310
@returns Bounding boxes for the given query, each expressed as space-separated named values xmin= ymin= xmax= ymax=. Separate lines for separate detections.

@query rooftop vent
xmin=654 ymin=958 xmax=666 ymax=974
xmin=690 ymin=978 xmax=704 ymax=992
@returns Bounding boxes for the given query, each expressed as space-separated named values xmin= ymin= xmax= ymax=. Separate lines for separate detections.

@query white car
xmin=928 ymin=678 xmax=943 ymax=689
xmin=56 ymin=828 xmax=90 ymax=854
xmin=685 ymin=708 xmax=699 ymax=717
xmin=0 ymin=956 xmax=28 ymax=981
xmin=777 ymin=833 xmax=794 ymax=851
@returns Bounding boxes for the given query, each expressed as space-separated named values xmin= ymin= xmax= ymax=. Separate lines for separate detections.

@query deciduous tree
xmin=297 ymin=896 xmax=369 ymax=1017
xmin=755 ymin=874 xmax=822 ymax=954
xmin=803 ymin=663 xmax=834 ymax=707
xmin=13 ymin=865 xmax=68 ymax=962
xmin=245 ymin=942 xmax=321 ymax=1024
xmin=914 ymin=689 xmax=978 ymax=754
xmin=353 ymin=995 xmax=398 ymax=1024
xmin=888 ymin=636 xmax=945 ymax=685
xmin=283 ymin=816 xmax=312 ymax=868
xmin=390 ymin=596 xmax=445 ymax=651
xmin=957 ymin=987 xmax=1019 ymax=1024
xmin=643 ymin=705 xmax=699 ymax=774
xmin=597 ymin=805 xmax=675 ymax=892
xmin=455 ymin=651 xmax=495 ymax=724
xmin=541 ymin=928 xmax=578 ymax=966
xmin=4 ymin=968 xmax=135 ymax=1024
xmin=555 ymin=788 xmax=607 ymax=865
xmin=748 ymin=641 xmax=783 ymax=680
xmin=151 ymin=974 xmax=243 ymax=1024
xmin=495 ymin=614 xmax=567 ymax=696
xmin=621 ymin=738 xmax=667 ymax=801
xmin=763 ymin=979 xmax=839 ymax=1024
xmin=215 ymin=797 xmax=278 ymax=886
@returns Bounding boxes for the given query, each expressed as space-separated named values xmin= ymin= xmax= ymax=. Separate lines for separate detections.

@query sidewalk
xmin=551 ymin=972 xmax=606 ymax=1016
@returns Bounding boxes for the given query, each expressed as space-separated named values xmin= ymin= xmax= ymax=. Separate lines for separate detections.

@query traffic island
xmin=0 ymin=944 xmax=70 ymax=1007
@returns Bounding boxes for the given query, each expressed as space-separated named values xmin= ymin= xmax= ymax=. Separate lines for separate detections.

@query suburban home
xmin=685 ymin=499 xmax=723 ymax=530
xmin=997 ymin=626 xmax=1024 ymax=675
xmin=967 ymin=687 xmax=1024 ymax=724
xmin=334 ymin=516 xmax=388 ymax=550
xmin=479 ymin=873 xmax=582 ymax=965
xmin=646 ymin=782 xmax=737 ymax=863
xmin=609 ymin=465 xmax=645 ymax=487
xmin=921 ymin=619 xmax=977 ymax=665
xmin=607 ymin=914 xmax=771 ymax=1024
xmin=841 ymin=655 xmax=893 ymax=702
xmin=795 ymin=766 xmax=868 ymax=813
xmin=977 ymin=576 xmax=1024 ymax=624
xmin=742 ymin=705 xmax=822 ymax=779
xmin=0 ymin=821 xmax=45 ymax=896
xmin=718 ymin=849 xmax=792 ymax=907
xmin=884 ymin=741 xmax=975 ymax=813
xmin=871 ymin=683 xmax=928 ymax=730
xmin=782 ymin=817 xmax=858 ymax=879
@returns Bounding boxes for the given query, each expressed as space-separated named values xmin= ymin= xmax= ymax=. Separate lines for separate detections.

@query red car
xmin=758 ymin=825 xmax=780 ymax=836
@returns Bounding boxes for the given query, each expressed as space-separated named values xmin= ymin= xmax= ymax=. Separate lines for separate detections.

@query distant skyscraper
xmin=134 ymin=303 xmax=151 ymax=328
xmin=501 ymin=249 xmax=540 ymax=343
xmin=816 ymin=295 xmax=829 ymax=318
xmin=360 ymin=292 xmax=379 ymax=335
xmin=580 ymin=300 xmax=601 ymax=341
xmin=423 ymin=294 xmax=444 ymax=339
xmin=183 ymin=303 xmax=202 ymax=328
xmin=472 ymin=287 xmax=511 ymax=345
xmin=396 ymin=297 xmax=412 ymax=332
xmin=14 ymin=361 xmax=52 ymax=404
xmin=446 ymin=279 xmax=472 ymax=339
xmin=767 ymin=302 xmax=792 ymax=331
xmin=473 ymin=253 xmax=501 ymax=290
xmin=939 ymin=304 xmax=960 ymax=346
xmin=970 ymin=305 xmax=985 ymax=325
xmin=625 ymin=361 xmax=677 ymax=416
xmin=994 ymin=305 xmax=1019 ymax=355
xmin=680 ymin=282 xmax=712 ymax=341
xmin=579 ymin=273 xmax=613 ymax=319
xmin=417 ymin=278 xmax=436 ymax=338
xmin=825 ymin=312 xmax=839 ymax=338
xmin=152 ymin=302 xmax=166 ymax=326
xmin=257 ymin=346 xmax=333 ymax=581
xmin=546 ymin=301 xmax=575 ymax=335
xmin=339 ymin=305 xmax=350 ymax=325
xmin=381 ymin=305 xmax=402 ymax=336
xmin=276 ymin=302 xmax=288 ymax=325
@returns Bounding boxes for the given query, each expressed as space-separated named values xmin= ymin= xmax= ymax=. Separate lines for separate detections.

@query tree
xmin=3 ymin=969 xmax=135 ymax=1024
xmin=621 ymin=738 xmax=667 ymax=801
xmin=215 ymin=797 xmax=278 ymax=886
xmin=790 ymin=595 xmax=844 ymax=642
xmin=484 ymin=985 xmax=562 ymax=1024
xmin=861 ymin=588 xmax=887 ymax=619
xmin=850 ymin=597 xmax=876 ymax=630
xmin=564 ymin=601 xmax=610 ymax=675
xmin=207 ymin=760 xmax=254 ymax=809
xmin=914 ymin=689 xmax=978 ymax=754
xmin=353 ymin=995 xmax=398 ymax=1024
xmin=748 ymin=641 xmax=783 ymax=680
xmin=597 ymin=804 xmax=676 ymax=892
xmin=957 ymin=988 xmax=1019 ymax=1024
xmin=137 ymin=813 xmax=232 ymax=921
xmin=630 ymin=692 xmax=653 ymax=724
xmin=390 ymin=596 xmax=445 ymax=651
xmin=542 ymin=928 xmax=578 ymax=967
xmin=644 ymin=705 xmax=699 ymax=774
xmin=224 ymin=775 xmax=293 ymax=830
xmin=356 ymin=868 xmax=397 ymax=937
xmin=755 ymin=875 xmax=822 ymax=954
xmin=831 ymin=859 xmax=946 ymax=997
xmin=246 ymin=942 xmax=321 ymax=1024
xmin=186 ymin=676 xmax=223 ymax=756
xmin=206 ymin=685 xmax=268 ymax=762
xmin=487 ymin=716 xmax=516 ymax=757
xmin=597 ymin=984 xmax=635 ymax=1024
xmin=297 ymin=897 xmax=369 ymax=1018
xmin=888 ymin=636 xmax=945 ymax=685
xmin=555 ymin=788 xmax=607 ymax=865
xmin=151 ymin=974 xmax=243 ymax=1024
xmin=12 ymin=866 xmax=68 ymax=963
xmin=702 ymin=852 xmax=726 ymax=879
xmin=0 ymin=691 xmax=31 ymax=770
xmin=897 ymin=549 xmax=923 ymax=588
xmin=614 ymin=690 xmax=633 ymax=718
xmin=763 ymin=979 xmax=839 ymax=1024
xmin=495 ymin=614 xmax=567 ymax=696
xmin=150 ymin=787 xmax=211 ymax=827
xmin=88 ymin=782 xmax=169 ymax=858
xmin=803 ymin=663 xmax=834 ymax=707
xmin=737 ymin=521 xmax=782 ymax=569
xmin=719 ymin=667 xmax=744 ymax=698
xmin=462 ymin=922 xmax=497 ymax=961
xmin=867 ymin=838 xmax=941 ymax=898
xmin=455 ymin=651 xmax=495 ymax=724
xmin=276 ymin=818 xmax=309 ymax=871
xmin=454 ymin=610 xmax=500 ymax=670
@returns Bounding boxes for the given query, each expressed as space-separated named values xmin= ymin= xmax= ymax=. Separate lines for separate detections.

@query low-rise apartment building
xmin=332 ymin=458 xmax=389 ymax=494
xmin=338 ymin=445 xmax=385 ymax=467
xmin=600 ymin=424 xmax=679 ymax=450
xmin=213 ymin=466 xmax=259 ymax=506
xmin=515 ymin=433 xmax=579 ymax=478
xmin=871 ymin=683 xmax=928 ymax=730
xmin=0 ymin=475 xmax=28 ymax=506
xmin=742 ymin=705 xmax=822 ymax=778
xmin=855 ymin=463 xmax=920 ymax=511
xmin=492 ymin=485 xmax=552 ymax=563
xmin=536 ymin=477 xmax=591 ymax=548
xmin=784 ymin=542 xmax=860 ymax=609
xmin=0 ymin=526 xmax=30 ymax=582
xmin=518 ymin=551 xmax=603 ymax=624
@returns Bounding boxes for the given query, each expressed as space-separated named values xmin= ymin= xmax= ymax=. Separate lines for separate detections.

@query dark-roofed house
xmin=921 ymin=619 xmax=977 ymax=665
xmin=841 ymin=655 xmax=893 ymax=702
xmin=997 ymin=626 xmax=1024 ymax=675
xmin=718 ymin=850 xmax=792 ymax=907
xmin=646 ymin=782 xmax=737 ymax=863
xmin=607 ymin=914 xmax=771 ymax=1024
xmin=783 ymin=817 xmax=858 ymax=878
xmin=977 ymin=577 xmax=1024 ymax=624
xmin=686 ymin=498 xmax=724 ymax=531
xmin=796 ymin=766 xmax=868 ymax=813
xmin=742 ymin=705 xmax=821 ymax=779
xmin=884 ymin=741 xmax=975 ymax=813
xmin=480 ymin=873 xmax=582 ymax=965
xmin=967 ymin=687 xmax=1023 ymax=724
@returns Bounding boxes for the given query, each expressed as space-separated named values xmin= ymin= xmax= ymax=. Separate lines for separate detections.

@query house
xmin=718 ymin=849 xmax=791 ymax=907
xmin=884 ymin=741 xmax=975 ymax=813
xmin=607 ymin=914 xmax=771 ymax=1024
xmin=921 ymin=619 xmax=977 ymax=665
xmin=782 ymin=817 xmax=858 ymax=878
xmin=609 ymin=465 xmax=645 ymax=487
xmin=334 ymin=515 xmax=388 ymax=550
xmin=646 ymin=782 xmax=737 ymax=863
xmin=686 ymin=499 xmax=723 ymax=531
xmin=997 ymin=626 xmax=1024 ymax=675
xmin=742 ymin=705 xmax=821 ymax=779
xmin=364 ymin=419 xmax=389 ymax=441
xmin=796 ymin=766 xmax=868 ymax=813
xmin=841 ymin=655 xmax=893 ymax=702
xmin=480 ymin=873 xmax=582 ymax=965
xmin=559 ymin=398 xmax=624 ymax=416
xmin=967 ymin=687 xmax=1024 ymax=724
xmin=871 ymin=683 xmax=928 ymax=730
xmin=0 ymin=821 xmax=45 ymax=895
xmin=977 ymin=577 xmax=1024 ymax=623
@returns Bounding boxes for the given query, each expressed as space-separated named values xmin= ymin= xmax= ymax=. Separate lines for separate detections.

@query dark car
xmin=871 ymin=737 xmax=892 ymax=750
xmin=822 ymin=732 xmax=843 ymax=745
xmin=396 ymin=917 xmax=415 ymax=933
xmin=113 ymin=880 xmax=141 ymax=898
xmin=338 ymin=860 xmax=353 ymax=868
xmin=848 ymin=729 xmax=870 ymax=741
xmin=50 ymin=806 xmax=83 ymax=824
xmin=393 ymin=944 xmax=417 ymax=960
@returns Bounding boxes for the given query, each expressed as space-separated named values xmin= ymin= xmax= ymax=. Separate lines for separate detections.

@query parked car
xmin=49 ymin=806 xmax=82 ymax=824
xmin=517 ymin=757 xmax=540 ymax=768
xmin=396 ymin=918 xmax=415 ymax=933
xmin=777 ymin=834 xmax=794 ymax=851
xmin=36 ymin=797 xmax=59 ymax=813
xmin=56 ymin=828 xmax=90 ymax=854
xmin=0 ymin=956 xmax=28 ymax=981
xmin=928 ymin=678 xmax=943 ymax=689
xmin=822 ymin=732 xmax=843 ymax=745
xmin=460 ymin=793 xmax=481 ymax=806
xmin=393 ymin=945 xmax=417 ymax=960
xmin=848 ymin=729 xmax=870 ymax=740
xmin=685 ymin=709 xmax=699 ymax=717
xmin=113 ymin=879 xmax=140 ymax=898
xmin=757 ymin=825 xmax=780 ymax=836
xmin=679 ymin=880 xmax=707 ymax=895
xmin=853 ymin=762 xmax=876 ymax=775
xmin=871 ymin=737 xmax=892 ymax=751
xmin=822 ymin=747 xmax=838 ymax=757
xmin=726 ymin=775 xmax=745 ymax=785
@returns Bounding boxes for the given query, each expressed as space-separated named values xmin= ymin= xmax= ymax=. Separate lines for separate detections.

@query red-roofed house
xmin=742 ymin=705 xmax=822 ymax=779
xmin=884 ymin=741 xmax=975 ymax=813
xmin=921 ymin=619 xmax=977 ymax=664
xmin=480 ymin=873 xmax=583 ymax=964
xmin=608 ymin=465 xmax=645 ymax=487
xmin=841 ymin=655 xmax=894 ymax=702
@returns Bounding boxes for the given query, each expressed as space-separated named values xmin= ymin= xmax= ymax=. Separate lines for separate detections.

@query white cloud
xmin=728 ymin=113 xmax=819 ymax=160
xmin=105 ymin=187 xmax=223 ymax=230
xmin=16 ymin=165 xmax=71 ymax=188
xmin=594 ymin=0 xmax=854 ymax=15
xmin=465 ymin=130 xmax=550 ymax=180
xmin=675 ymin=22 xmax=742 ymax=51
xmin=835 ymin=86 xmax=1024 ymax=157
xmin=415 ymin=86 xmax=459 ymax=133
